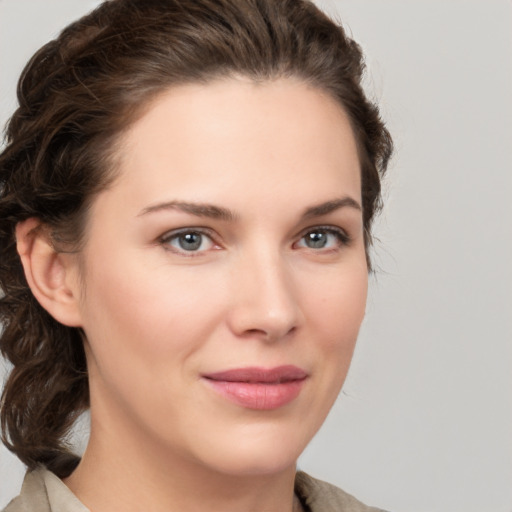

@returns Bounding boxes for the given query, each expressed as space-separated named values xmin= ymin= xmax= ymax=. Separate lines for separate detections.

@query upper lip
xmin=202 ymin=365 xmax=308 ymax=383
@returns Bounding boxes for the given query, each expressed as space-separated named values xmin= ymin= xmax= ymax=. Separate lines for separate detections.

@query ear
xmin=16 ymin=218 xmax=83 ymax=327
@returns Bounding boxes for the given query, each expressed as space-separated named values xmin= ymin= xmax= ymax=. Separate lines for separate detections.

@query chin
xmin=201 ymin=448 xmax=300 ymax=478
xmin=187 ymin=422 xmax=313 ymax=477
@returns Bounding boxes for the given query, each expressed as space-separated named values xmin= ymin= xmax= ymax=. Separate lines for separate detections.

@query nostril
xmin=242 ymin=325 xmax=297 ymax=343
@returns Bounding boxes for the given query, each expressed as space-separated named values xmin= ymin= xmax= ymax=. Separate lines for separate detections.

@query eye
xmin=295 ymin=227 xmax=350 ymax=250
xmin=160 ymin=229 xmax=217 ymax=254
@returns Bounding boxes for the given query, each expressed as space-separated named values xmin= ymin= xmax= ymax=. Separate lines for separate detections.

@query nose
xmin=226 ymin=248 xmax=302 ymax=342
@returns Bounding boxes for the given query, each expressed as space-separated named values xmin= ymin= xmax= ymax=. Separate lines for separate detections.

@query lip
xmin=202 ymin=365 xmax=308 ymax=410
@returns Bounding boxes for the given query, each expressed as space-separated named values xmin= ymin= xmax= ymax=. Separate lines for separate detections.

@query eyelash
xmin=295 ymin=226 xmax=351 ymax=251
xmin=159 ymin=228 xmax=219 ymax=257
xmin=159 ymin=225 xmax=351 ymax=256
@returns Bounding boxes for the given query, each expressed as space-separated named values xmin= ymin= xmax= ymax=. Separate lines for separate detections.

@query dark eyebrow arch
xmin=138 ymin=196 xmax=360 ymax=222
xmin=301 ymin=197 xmax=362 ymax=220
xmin=138 ymin=200 xmax=236 ymax=221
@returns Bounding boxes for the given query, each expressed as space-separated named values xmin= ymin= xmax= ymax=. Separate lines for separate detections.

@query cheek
xmin=78 ymin=258 xmax=223 ymax=426
xmin=79 ymin=253 xmax=225 ymax=370
xmin=307 ymin=262 xmax=368 ymax=342
xmin=303 ymin=260 xmax=368 ymax=389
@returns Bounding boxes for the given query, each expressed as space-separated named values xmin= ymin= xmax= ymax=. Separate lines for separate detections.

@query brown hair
xmin=0 ymin=0 xmax=392 ymax=477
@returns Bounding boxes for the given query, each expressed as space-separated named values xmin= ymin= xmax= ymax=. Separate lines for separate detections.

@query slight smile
xmin=202 ymin=366 xmax=308 ymax=410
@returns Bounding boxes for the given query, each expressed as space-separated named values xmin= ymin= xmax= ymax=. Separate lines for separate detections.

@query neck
xmin=64 ymin=418 xmax=299 ymax=512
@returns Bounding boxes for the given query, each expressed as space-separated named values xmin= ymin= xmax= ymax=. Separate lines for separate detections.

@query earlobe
xmin=16 ymin=218 xmax=83 ymax=327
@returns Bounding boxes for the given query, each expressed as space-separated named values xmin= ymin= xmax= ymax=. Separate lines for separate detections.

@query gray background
xmin=1 ymin=1 xmax=511 ymax=511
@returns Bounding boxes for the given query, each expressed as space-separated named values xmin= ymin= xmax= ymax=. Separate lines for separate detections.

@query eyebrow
xmin=301 ymin=197 xmax=361 ymax=219
xmin=138 ymin=200 xmax=236 ymax=221
xmin=138 ymin=196 xmax=361 ymax=221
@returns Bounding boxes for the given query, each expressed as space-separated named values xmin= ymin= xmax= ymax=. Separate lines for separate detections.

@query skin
xmin=18 ymin=78 xmax=368 ymax=512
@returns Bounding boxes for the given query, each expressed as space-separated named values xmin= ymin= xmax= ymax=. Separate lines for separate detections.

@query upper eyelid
xmin=294 ymin=225 xmax=352 ymax=250
xmin=296 ymin=224 xmax=349 ymax=239
xmin=158 ymin=228 xmax=220 ymax=257
xmin=159 ymin=226 xmax=217 ymax=242
xmin=157 ymin=224 xmax=351 ymax=248
xmin=158 ymin=227 xmax=220 ymax=254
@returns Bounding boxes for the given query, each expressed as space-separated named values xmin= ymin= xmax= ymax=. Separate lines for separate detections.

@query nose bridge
xmin=228 ymin=242 xmax=300 ymax=340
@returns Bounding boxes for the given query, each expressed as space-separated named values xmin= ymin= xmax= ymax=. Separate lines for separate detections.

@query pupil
xmin=307 ymin=231 xmax=327 ymax=248
xmin=179 ymin=232 xmax=202 ymax=250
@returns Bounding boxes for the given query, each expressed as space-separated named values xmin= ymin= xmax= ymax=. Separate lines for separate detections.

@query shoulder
xmin=295 ymin=471 xmax=388 ymax=512
xmin=2 ymin=468 xmax=50 ymax=512
xmin=2 ymin=467 xmax=88 ymax=512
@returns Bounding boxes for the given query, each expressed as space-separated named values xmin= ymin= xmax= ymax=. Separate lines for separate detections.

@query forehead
xmin=103 ymin=78 xmax=362 ymax=215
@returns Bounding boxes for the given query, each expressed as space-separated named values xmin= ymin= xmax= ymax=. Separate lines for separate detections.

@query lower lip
xmin=204 ymin=379 xmax=306 ymax=410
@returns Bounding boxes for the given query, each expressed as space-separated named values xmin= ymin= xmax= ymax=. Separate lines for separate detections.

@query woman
xmin=0 ymin=0 xmax=392 ymax=511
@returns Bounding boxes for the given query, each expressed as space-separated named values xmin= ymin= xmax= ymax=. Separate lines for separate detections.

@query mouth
xmin=201 ymin=365 xmax=308 ymax=410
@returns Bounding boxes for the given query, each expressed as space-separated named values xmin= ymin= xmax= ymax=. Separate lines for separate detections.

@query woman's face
xmin=72 ymin=78 xmax=367 ymax=476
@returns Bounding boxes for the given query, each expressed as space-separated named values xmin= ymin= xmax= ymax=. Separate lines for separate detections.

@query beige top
xmin=3 ymin=468 xmax=387 ymax=512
